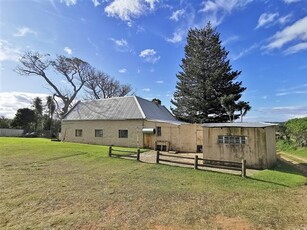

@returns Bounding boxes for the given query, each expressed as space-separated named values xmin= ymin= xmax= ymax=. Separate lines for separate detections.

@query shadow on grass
xmin=276 ymin=157 xmax=307 ymax=177
xmin=45 ymin=152 xmax=88 ymax=162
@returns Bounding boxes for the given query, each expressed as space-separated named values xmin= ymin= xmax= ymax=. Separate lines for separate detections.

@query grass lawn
xmin=1 ymin=138 xmax=306 ymax=229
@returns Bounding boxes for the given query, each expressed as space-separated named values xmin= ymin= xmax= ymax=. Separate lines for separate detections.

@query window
xmin=75 ymin=129 xmax=82 ymax=137
xmin=119 ymin=130 xmax=128 ymax=138
xmin=157 ymin=126 xmax=161 ymax=136
xmin=218 ymin=135 xmax=247 ymax=144
xmin=95 ymin=129 xmax=103 ymax=137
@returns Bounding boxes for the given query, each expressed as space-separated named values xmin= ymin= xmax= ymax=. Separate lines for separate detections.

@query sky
xmin=0 ymin=0 xmax=307 ymax=122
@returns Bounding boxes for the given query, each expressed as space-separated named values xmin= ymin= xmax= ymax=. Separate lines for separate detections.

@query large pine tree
xmin=171 ymin=23 xmax=247 ymax=123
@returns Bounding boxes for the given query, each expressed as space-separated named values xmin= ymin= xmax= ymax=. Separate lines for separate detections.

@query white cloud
xmin=200 ymin=0 xmax=252 ymax=26
xmin=283 ymin=0 xmax=301 ymax=3
xmin=139 ymin=49 xmax=160 ymax=63
xmin=61 ymin=0 xmax=77 ymax=6
xmin=255 ymin=13 xmax=279 ymax=29
xmin=13 ymin=27 xmax=37 ymax=37
xmin=64 ymin=47 xmax=72 ymax=55
xmin=118 ymin=68 xmax=127 ymax=73
xmin=232 ymin=43 xmax=259 ymax=60
xmin=276 ymin=84 xmax=307 ymax=96
xmin=92 ymin=0 xmax=100 ymax=7
xmin=284 ymin=42 xmax=307 ymax=55
xmin=170 ymin=9 xmax=185 ymax=21
xmin=166 ymin=29 xmax=185 ymax=43
xmin=156 ymin=80 xmax=164 ymax=84
xmin=265 ymin=16 xmax=307 ymax=51
xmin=139 ymin=49 xmax=156 ymax=57
xmin=142 ymin=88 xmax=150 ymax=91
xmin=110 ymin=38 xmax=130 ymax=52
xmin=0 ymin=40 xmax=21 ymax=62
xmin=0 ymin=92 xmax=49 ymax=118
xmin=104 ymin=0 xmax=159 ymax=23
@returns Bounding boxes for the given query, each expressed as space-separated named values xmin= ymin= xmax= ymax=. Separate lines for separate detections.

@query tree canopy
xmin=285 ymin=117 xmax=307 ymax=147
xmin=171 ymin=23 xmax=249 ymax=123
xmin=16 ymin=51 xmax=132 ymax=118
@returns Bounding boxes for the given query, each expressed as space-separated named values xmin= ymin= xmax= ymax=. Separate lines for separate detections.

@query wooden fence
xmin=108 ymin=146 xmax=140 ymax=161
xmin=156 ymin=151 xmax=246 ymax=177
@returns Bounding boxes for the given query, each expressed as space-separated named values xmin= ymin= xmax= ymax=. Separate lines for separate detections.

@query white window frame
xmin=218 ymin=135 xmax=247 ymax=144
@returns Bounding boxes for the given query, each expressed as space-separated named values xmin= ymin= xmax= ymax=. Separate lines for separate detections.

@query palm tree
xmin=220 ymin=94 xmax=236 ymax=122
xmin=46 ymin=96 xmax=56 ymax=132
xmin=237 ymin=101 xmax=251 ymax=122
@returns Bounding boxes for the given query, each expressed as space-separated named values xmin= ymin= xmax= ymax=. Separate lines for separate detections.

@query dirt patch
xmin=210 ymin=215 xmax=259 ymax=230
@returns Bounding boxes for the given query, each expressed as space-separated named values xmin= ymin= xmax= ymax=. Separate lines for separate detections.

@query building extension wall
xmin=143 ymin=121 xmax=203 ymax=152
xmin=203 ymin=127 xmax=276 ymax=169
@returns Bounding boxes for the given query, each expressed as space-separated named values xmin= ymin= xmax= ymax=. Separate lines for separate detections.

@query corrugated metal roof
xmin=63 ymin=96 xmax=178 ymax=122
xmin=202 ymin=122 xmax=277 ymax=128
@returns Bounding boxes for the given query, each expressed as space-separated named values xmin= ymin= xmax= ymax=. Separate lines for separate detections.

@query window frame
xmin=118 ymin=129 xmax=128 ymax=138
xmin=95 ymin=129 xmax=103 ymax=137
xmin=156 ymin=126 xmax=162 ymax=136
xmin=218 ymin=135 xmax=247 ymax=145
xmin=75 ymin=129 xmax=82 ymax=137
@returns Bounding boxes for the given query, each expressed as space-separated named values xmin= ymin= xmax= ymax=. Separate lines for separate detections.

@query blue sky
xmin=0 ymin=0 xmax=306 ymax=122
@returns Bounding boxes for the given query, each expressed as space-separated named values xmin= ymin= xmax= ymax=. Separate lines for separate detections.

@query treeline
xmin=277 ymin=117 xmax=307 ymax=147
xmin=0 ymin=96 xmax=60 ymax=137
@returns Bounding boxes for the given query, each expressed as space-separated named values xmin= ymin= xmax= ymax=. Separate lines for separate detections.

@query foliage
xmin=16 ymin=52 xmax=91 ymax=117
xmin=16 ymin=51 xmax=132 ymax=118
xmin=0 ymin=138 xmax=306 ymax=229
xmin=11 ymin=108 xmax=35 ymax=131
xmin=285 ymin=117 xmax=307 ymax=147
xmin=84 ymin=69 xmax=132 ymax=99
xmin=32 ymin=97 xmax=43 ymax=131
xmin=171 ymin=23 xmax=249 ymax=123
xmin=0 ymin=116 xmax=11 ymax=128
xmin=277 ymin=139 xmax=307 ymax=159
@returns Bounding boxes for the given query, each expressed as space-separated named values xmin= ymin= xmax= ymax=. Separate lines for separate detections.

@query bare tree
xmin=16 ymin=52 xmax=91 ymax=118
xmin=84 ymin=68 xmax=132 ymax=99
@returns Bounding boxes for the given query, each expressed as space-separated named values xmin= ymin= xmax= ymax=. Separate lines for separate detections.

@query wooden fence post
xmin=156 ymin=150 xmax=160 ymax=164
xmin=194 ymin=155 xmax=198 ymax=170
xmin=108 ymin=146 xmax=112 ymax=157
xmin=241 ymin=159 xmax=246 ymax=178
xmin=137 ymin=148 xmax=140 ymax=161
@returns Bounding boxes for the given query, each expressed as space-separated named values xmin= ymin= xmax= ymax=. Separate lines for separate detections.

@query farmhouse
xmin=61 ymin=96 xmax=203 ymax=152
xmin=202 ymin=123 xmax=277 ymax=169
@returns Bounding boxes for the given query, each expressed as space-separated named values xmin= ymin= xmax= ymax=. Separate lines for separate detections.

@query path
xmin=140 ymin=150 xmax=258 ymax=177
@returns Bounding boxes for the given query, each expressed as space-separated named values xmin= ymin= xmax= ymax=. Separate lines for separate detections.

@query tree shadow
xmin=275 ymin=157 xmax=307 ymax=177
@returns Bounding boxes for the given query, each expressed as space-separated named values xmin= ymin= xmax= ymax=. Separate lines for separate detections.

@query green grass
xmin=277 ymin=139 xmax=307 ymax=160
xmin=1 ymin=138 xmax=306 ymax=229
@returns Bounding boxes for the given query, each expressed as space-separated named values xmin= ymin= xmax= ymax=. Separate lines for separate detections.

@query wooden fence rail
xmin=156 ymin=151 xmax=246 ymax=178
xmin=108 ymin=146 xmax=140 ymax=161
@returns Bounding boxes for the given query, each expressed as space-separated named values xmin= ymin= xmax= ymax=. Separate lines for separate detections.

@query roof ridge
xmin=134 ymin=96 xmax=146 ymax=119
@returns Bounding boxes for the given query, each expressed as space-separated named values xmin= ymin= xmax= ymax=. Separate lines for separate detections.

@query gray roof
xmin=63 ymin=96 xmax=178 ymax=122
xmin=202 ymin=122 xmax=277 ymax=128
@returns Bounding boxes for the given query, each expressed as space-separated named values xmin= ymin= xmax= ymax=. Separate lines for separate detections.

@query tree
xmin=171 ymin=23 xmax=249 ymax=123
xmin=84 ymin=68 xmax=132 ymax=99
xmin=16 ymin=52 xmax=91 ymax=118
xmin=237 ymin=101 xmax=251 ymax=122
xmin=0 ymin=116 xmax=11 ymax=128
xmin=32 ymin=97 xmax=43 ymax=131
xmin=220 ymin=94 xmax=237 ymax=122
xmin=44 ymin=96 xmax=56 ymax=136
xmin=11 ymin=108 xmax=35 ymax=131
xmin=285 ymin=117 xmax=307 ymax=147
